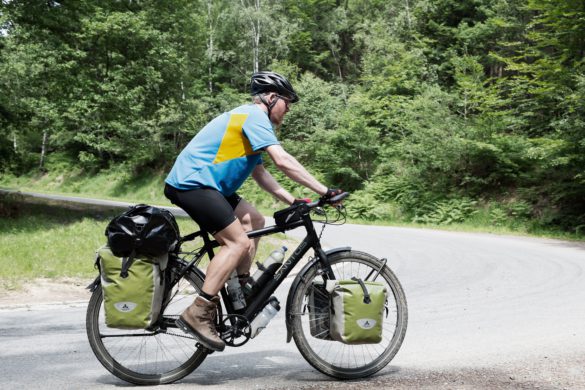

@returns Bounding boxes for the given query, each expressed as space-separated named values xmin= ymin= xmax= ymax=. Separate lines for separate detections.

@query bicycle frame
xmin=174 ymin=203 xmax=335 ymax=323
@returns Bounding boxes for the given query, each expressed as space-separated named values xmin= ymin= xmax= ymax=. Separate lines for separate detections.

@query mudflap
xmin=86 ymin=275 xmax=101 ymax=292
xmin=87 ymin=253 xmax=102 ymax=293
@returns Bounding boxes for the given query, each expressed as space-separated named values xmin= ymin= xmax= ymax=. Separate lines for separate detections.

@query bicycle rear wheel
xmin=291 ymin=250 xmax=408 ymax=379
xmin=86 ymin=260 xmax=209 ymax=385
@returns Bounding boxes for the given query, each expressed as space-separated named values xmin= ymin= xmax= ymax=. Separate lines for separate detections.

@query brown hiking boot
xmin=176 ymin=295 xmax=225 ymax=352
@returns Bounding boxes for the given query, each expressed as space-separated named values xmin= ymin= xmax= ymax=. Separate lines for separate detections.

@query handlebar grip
xmin=307 ymin=192 xmax=350 ymax=208
xmin=327 ymin=192 xmax=349 ymax=203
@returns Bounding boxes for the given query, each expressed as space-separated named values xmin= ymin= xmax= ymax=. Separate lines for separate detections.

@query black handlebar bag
xmin=105 ymin=204 xmax=180 ymax=277
xmin=273 ymin=204 xmax=303 ymax=228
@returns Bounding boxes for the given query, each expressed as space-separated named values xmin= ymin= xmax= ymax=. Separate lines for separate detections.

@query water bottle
xmin=250 ymin=297 xmax=280 ymax=338
xmin=243 ymin=247 xmax=287 ymax=297
xmin=226 ymin=270 xmax=246 ymax=310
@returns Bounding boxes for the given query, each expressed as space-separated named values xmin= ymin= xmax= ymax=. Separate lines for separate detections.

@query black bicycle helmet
xmin=250 ymin=71 xmax=299 ymax=103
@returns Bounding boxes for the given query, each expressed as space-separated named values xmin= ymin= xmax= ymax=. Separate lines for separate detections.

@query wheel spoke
xmin=291 ymin=252 xmax=407 ymax=379
xmin=86 ymin=261 xmax=208 ymax=385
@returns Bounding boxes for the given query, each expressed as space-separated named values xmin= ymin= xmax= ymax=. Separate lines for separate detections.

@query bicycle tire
xmin=86 ymin=260 xmax=209 ymax=385
xmin=290 ymin=250 xmax=408 ymax=379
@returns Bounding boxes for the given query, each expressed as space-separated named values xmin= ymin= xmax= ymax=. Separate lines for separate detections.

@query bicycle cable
xmin=313 ymin=204 xmax=347 ymax=241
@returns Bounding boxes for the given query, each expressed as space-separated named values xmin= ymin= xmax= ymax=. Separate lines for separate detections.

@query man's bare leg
xmin=178 ymin=220 xmax=250 ymax=352
xmin=234 ymin=199 xmax=265 ymax=275
xmin=200 ymin=219 xmax=251 ymax=296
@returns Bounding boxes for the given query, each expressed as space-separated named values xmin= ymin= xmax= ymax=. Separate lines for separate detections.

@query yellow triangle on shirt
xmin=213 ymin=113 xmax=256 ymax=164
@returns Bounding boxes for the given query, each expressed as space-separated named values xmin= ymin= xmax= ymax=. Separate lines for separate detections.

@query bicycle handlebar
xmin=307 ymin=191 xmax=350 ymax=209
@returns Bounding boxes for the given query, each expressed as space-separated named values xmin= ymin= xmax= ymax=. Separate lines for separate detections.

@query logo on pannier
xmin=357 ymin=319 xmax=376 ymax=329
xmin=114 ymin=302 xmax=137 ymax=313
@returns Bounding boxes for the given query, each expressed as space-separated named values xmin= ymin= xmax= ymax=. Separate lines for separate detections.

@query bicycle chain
xmin=157 ymin=315 xmax=198 ymax=340
xmin=159 ymin=329 xmax=197 ymax=340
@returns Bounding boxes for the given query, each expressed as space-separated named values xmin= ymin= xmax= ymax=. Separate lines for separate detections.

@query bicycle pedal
xmin=196 ymin=342 xmax=214 ymax=354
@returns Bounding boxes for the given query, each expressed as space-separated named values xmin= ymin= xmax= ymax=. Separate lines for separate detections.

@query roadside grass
xmin=2 ymin=169 xmax=583 ymax=242
xmin=0 ymin=202 xmax=109 ymax=290
xmin=345 ymin=211 xmax=584 ymax=242
xmin=0 ymin=194 xmax=297 ymax=291
xmin=0 ymin=168 xmax=170 ymax=205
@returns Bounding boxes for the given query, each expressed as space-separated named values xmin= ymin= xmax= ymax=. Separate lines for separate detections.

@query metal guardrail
xmin=0 ymin=188 xmax=189 ymax=217
xmin=0 ymin=189 xmax=279 ymax=225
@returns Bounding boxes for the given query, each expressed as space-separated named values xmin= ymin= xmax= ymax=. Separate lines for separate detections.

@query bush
xmin=413 ymin=198 xmax=478 ymax=225
xmin=0 ymin=192 xmax=24 ymax=218
xmin=505 ymin=200 xmax=532 ymax=219
xmin=489 ymin=206 xmax=508 ymax=227
xmin=345 ymin=191 xmax=394 ymax=221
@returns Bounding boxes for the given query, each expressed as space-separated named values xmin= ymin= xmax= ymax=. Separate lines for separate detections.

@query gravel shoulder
xmin=0 ymin=278 xmax=90 ymax=308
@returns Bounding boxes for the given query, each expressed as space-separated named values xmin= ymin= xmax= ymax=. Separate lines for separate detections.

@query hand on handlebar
xmin=319 ymin=188 xmax=345 ymax=207
xmin=321 ymin=188 xmax=343 ymax=200
xmin=292 ymin=198 xmax=312 ymax=206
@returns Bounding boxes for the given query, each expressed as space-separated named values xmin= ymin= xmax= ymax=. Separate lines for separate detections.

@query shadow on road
xmin=545 ymin=240 xmax=585 ymax=252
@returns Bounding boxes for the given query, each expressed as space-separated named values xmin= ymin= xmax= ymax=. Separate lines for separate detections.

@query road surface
xmin=1 ymin=191 xmax=584 ymax=388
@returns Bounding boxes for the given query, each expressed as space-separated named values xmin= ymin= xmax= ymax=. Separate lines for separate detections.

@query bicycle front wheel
xmin=291 ymin=250 xmax=408 ymax=379
xmin=86 ymin=260 xmax=209 ymax=385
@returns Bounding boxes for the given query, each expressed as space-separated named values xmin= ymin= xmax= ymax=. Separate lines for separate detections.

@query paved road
xmin=1 ymin=191 xmax=585 ymax=388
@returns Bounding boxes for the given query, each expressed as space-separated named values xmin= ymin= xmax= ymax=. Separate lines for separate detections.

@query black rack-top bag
xmin=105 ymin=204 xmax=180 ymax=277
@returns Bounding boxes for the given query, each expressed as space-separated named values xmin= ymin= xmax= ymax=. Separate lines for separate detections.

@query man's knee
xmin=236 ymin=200 xmax=265 ymax=231
xmin=233 ymin=234 xmax=252 ymax=256
xmin=251 ymin=211 xmax=265 ymax=230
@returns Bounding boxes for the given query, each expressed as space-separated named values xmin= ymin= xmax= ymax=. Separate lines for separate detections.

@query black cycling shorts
xmin=164 ymin=184 xmax=242 ymax=235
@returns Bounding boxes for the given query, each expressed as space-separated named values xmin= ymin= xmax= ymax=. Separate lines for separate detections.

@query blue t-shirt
xmin=165 ymin=104 xmax=279 ymax=195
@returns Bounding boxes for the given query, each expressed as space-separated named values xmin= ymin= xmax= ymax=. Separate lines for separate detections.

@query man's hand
xmin=320 ymin=188 xmax=343 ymax=201
xmin=292 ymin=198 xmax=312 ymax=206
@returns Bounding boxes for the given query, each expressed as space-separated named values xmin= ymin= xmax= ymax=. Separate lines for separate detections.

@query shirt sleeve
xmin=242 ymin=110 xmax=280 ymax=152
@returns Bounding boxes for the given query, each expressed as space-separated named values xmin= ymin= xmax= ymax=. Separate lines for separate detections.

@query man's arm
xmin=251 ymin=164 xmax=296 ymax=205
xmin=265 ymin=145 xmax=328 ymax=196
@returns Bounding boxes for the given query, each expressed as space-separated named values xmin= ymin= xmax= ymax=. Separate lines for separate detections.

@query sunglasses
xmin=276 ymin=95 xmax=292 ymax=108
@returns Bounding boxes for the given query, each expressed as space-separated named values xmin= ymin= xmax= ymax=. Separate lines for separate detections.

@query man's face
xmin=268 ymin=93 xmax=291 ymax=126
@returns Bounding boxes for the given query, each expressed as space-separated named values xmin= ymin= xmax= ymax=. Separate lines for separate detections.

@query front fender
xmin=284 ymin=247 xmax=350 ymax=343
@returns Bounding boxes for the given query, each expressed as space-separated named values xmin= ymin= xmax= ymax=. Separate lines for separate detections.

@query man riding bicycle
xmin=164 ymin=71 xmax=341 ymax=352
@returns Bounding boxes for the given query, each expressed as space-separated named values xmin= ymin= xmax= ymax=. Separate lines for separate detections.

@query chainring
xmin=219 ymin=314 xmax=251 ymax=347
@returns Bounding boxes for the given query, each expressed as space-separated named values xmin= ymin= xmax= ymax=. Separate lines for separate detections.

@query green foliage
xmin=413 ymin=198 xmax=478 ymax=225
xmin=505 ymin=200 xmax=532 ymax=220
xmin=345 ymin=190 xmax=397 ymax=221
xmin=1 ymin=0 xmax=585 ymax=233
xmin=0 ymin=192 xmax=24 ymax=219
xmin=489 ymin=206 xmax=508 ymax=227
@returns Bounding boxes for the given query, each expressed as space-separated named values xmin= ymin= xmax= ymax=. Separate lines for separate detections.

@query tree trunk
xmin=253 ymin=0 xmax=260 ymax=73
xmin=404 ymin=0 xmax=412 ymax=31
xmin=207 ymin=0 xmax=214 ymax=93
xmin=242 ymin=0 xmax=261 ymax=73
xmin=330 ymin=43 xmax=343 ymax=81
xmin=39 ymin=129 xmax=47 ymax=170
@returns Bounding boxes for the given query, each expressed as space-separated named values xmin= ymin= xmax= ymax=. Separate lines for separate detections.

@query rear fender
xmin=86 ymin=276 xmax=101 ymax=292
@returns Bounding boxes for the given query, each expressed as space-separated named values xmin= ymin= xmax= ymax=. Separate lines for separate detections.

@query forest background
xmin=1 ymin=0 xmax=584 ymax=237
